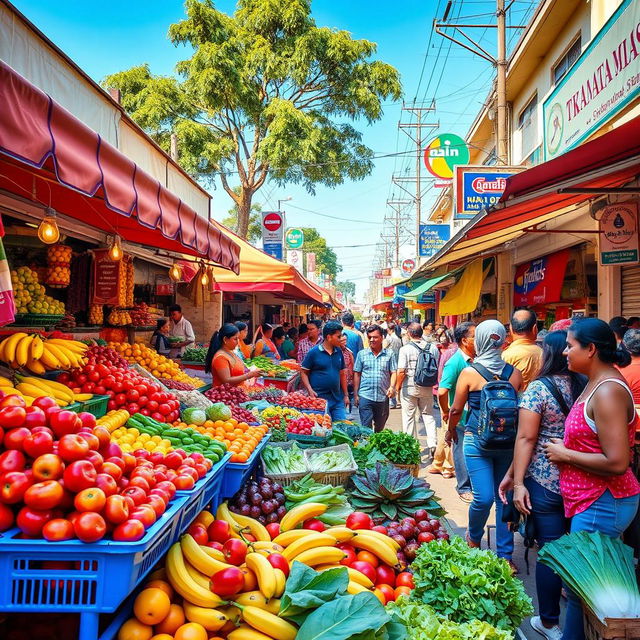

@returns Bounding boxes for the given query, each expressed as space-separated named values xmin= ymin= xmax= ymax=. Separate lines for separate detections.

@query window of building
xmin=553 ymin=36 xmax=582 ymax=85
xmin=483 ymin=147 xmax=497 ymax=166
xmin=518 ymin=94 xmax=538 ymax=159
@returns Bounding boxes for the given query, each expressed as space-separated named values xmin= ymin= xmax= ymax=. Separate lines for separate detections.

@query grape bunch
xmin=163 ymin=379 xmax=196 ymax=390
xmin=231 ymin=405 xmax=258 ymax=424
xmin=245 ymin=385 xmax=285 ymax=402
xmin=228 ymin=477 xmax=286 ymax=524
xmin=204 ymin=383 xmax=248 ymax=406
xmin=85 ymin=345 xmax=129 ymax=369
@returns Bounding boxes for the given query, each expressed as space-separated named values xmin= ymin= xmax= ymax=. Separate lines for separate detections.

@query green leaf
xmin=296 ymin=592 xmax=390 ymax=640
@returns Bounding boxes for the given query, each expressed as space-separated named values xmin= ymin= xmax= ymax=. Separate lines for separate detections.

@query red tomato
xmin=121 ymin=486 xmax=147 ymax=506
xmin=112 ymin=518 xmax=145 ymax=541
xmin=104 ymin=494 xmax=130 ymax=524
xmin=0 ymin=406 xmax=26 ymax=429
xmin=95 ymin=473 xmax=118 ymax=497
xmin=187 ymin=523 xmax=209 ymax=545
xmin=338 ymin=543 xmax=357 ymax=567
xmin=146 ymin=494 xmax=167 ymax=517
xmin=223 ymin=538 xmax=248 ymax=566
xmin=74 ymin=487 xmax=106 ymax=513
xmin=350 ymin=561 xmax=376 ymax=583
xmin=266 ymin=523 xmax=280 ymax=539
xmin=375 ymin=564 xmax=396 ymax=587
xmin=210 ymin=567 xmax=244 ymax=597
xmin=24 ymin=481 xmax=64 ymax=510
xmin=62 ymin=460 xmax=97 ymax=493
xmin=173 ymin=475 xmax=195 ymax=490
xmin=42 ymin=518 xmax=75 ymax=541
xmin=346 ymin=512 xmax=373 ymax=530
xmin=267 ymin=553 xmax=290 ymax=577
xmin=0 ymin=450 xmax=25 ymax=474
xmin=0 ymin=501 xmax=14 ymax=531
xmin=32 ymin=453 xmax=64 ymax=482
xmin=49 ymin=410 xmax=81 ymax=439
xmin=16 ymin=506 xmax=54 ymax=536
xmin=73 ymin=512 xmax=107 ymax=543
xmin=23 ymin=430 xmax=54 ymax=458
xmin=395 ymin=572 xmax=414 ymax=589
xmin=101 ymin=461 xmax=123 ymax=482
xmin=377 ymin=583 xmax=395 ymax=603
xmin=303 ymin=518 xmax=326 ymax=532
xmin=57 ymin=434 xmax=90 ymax=462
xmin=0 ymin=470 xmax=31 ymax=504
xmin=207 ymin=519 xmax=231 ymax=543
xmin=130 ymin=505 xmax=156 ymax=528
xmin=4 ymin=427 xmax=30 ymax=451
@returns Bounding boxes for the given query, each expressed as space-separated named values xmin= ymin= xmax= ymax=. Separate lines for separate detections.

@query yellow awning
xmin=439 ymin=259 xmax=484 ymax=317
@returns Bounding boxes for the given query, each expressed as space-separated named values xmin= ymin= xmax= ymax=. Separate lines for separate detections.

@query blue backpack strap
xmin=500 ymin=363 xmax=514 ymax=381
xmin=470 ymin=362 xmax=495 ymax=381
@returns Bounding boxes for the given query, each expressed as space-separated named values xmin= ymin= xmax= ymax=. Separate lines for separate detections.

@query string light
xmin=108 ymin=235 xmax=123 ymax=261
xmin=200 ymin=265 xmax=210 ymax=287
xmin=168 ymin=262 xmax=182 ymax=282
xmin=37 ymin=207 xmax=60 ymax=244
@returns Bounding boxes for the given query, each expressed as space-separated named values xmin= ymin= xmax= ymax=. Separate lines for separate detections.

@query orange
xmin=150 ymin=635 xmax=174 ymax=640
xmin=372 ymin=588 xmax=386 ymax=605
xmin=240 ymin=566 xmax=257 ymax=591
xmin=356 ymin=551 xmax=379 ymax=568
xmin=174 ymin=622 xmax=208 ymax=640
xmin=154 ymin=603 xmax=186 ymax=635
xmin=133 ymin=588 xmax=171 ymax=626
xmin=117 ymin=618 xmax=153 ymax=640
xmin=394 ymin=586 xmax=412 ymax=599
xmin=144 ymin=580 xmax=173 ymax=599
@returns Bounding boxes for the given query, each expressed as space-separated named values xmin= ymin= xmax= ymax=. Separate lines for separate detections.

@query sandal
xmin=465 ymin=532 xmax=481 ymax=549
xmin=442 ymin=471 xmax=455 ymax=479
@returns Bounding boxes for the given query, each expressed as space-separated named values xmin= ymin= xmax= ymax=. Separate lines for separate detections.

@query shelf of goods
xmin=261 ymin=373 xmax=299 ymax=392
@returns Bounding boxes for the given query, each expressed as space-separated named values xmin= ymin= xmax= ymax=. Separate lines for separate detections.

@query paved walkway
xmin=384 ymin=405 xmax=566 ymax=640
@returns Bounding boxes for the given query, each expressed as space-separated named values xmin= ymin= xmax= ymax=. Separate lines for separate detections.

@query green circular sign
xmin=285 ymin=228 xmax=304 ymax=249
xmin=424 ymin=133 xmax=470 ymax=179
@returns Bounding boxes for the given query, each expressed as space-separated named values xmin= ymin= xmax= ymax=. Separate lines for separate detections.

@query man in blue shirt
xmin=354 ymin=325 xmax=397 ymax=432
xmin=341 ymin=312 xmax=364 ymax=358
xmin=300 ymin=321 xmax=349 ymax=420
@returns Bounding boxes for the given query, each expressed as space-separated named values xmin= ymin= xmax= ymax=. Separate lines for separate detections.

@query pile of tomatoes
xmin=275 ymin=391 xmax=327 ymax=411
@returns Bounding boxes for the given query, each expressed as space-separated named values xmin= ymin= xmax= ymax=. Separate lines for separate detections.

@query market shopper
xmin=619 ymin=328 xmax=640 ymax=403
xmin=339 ymin=332 xmax=356 ymax=418
xmin=447 ymin=320 xmax=523 ymax=571
xmin=297 ymin=319 xmax=322 ymax=363
xmin=353 ymin=324 xmax=397 ymax=432
xmin=253 ymin=323 xmax=281 ymax=360
xmin=544 ymin=318 xmax=640 ymax=640
xmin=205 ymin=323 xmax=262 ymax=386
xmin=279 ymin=327 xmax=297 ymax=360
xmin=341 ymin=312 xmax=364 ymax=358
xmin=150 ymin=318 xmax=171 ymax=356
xmin=498 ymin=330 xmax=586 ymax=640
xmin=396 ymin=322 xmax=439 ymax=449
xmin=439 ymin=322 xmax=475 ymax=501
xmin=168 ymin=304 xmax=195 ymax=358
xmin=502 ymin=309 xmax=542 ymax=388
xmin=234 ymin=321 xmax=252 ymax=360
xmin=300 ymin=321 xmax=349 ymax=420
xmin=383 ymin=323 xmax=402 ymax=408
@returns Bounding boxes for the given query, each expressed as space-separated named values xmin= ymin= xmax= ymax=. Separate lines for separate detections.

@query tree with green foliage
xmin=103 ymin=0 xmax=401 ymax=238
xmin=222 ymin=186 xmax=262 ymax=243
xmin=336 ymin=280 xmax=356 ymax=304
xmin=300 ymin=227 xmax=339 ymax=280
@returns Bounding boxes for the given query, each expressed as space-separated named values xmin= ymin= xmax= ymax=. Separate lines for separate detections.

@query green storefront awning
xmin=401 ymin=272 xmax=452 ymax=300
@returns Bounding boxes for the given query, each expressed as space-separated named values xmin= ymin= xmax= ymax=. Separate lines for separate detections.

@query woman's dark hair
xmin=205 ymin=323 xmax=239 ymax=373
xmin=272 ymin=327 xmax=286 ymax=341
xmin=235 ymin=321 xmax=248 ymax=332
xmin=261 ymin=323 xmax=273 ymax=335
xmin=287 ymin=327 xmax=298 ymax=340
xmin=155 ymin=318 xmax=168 ymax=332
xmin=609 ymin=316 xmax=628 ymax=340
xmin=569 ymin=318 xmax=630 ymax=367
xmin=537 ymin=330 xmax=586 ymax=401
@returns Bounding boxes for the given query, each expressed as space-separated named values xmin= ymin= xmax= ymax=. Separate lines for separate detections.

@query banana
xmin=17 ymin=383 xmax=65 ymax=402
xmin=184 ymin=560 xmax=212 ymax=590
xmin=231 ymin=511 xmax=271 ymax=541
xmin=240 ymin=605 xmax=298 ymax=640
xmin=279 ymin=502 xmax=328 ymax=532
xmin=273 ymin=529 xmax=313 ymax=547
xmin=273 ymin=568 xmax=286 ymax=598
xmin=199 ymin=544 xmax=226 ymax=562
xmin=46 ymin=339 xmax=88 ymax=353
xmin=0 ymin=376 xmax=13 ymax=387
xmin=251 ymin=541 xmax=284 ymax=553
xmin=233 ymin=591 xmax=281 ymax=614
xmin=293 ymin=546 xmax=347 ymax=567
xmin=30 ymin=335 xmax=45 ymax=360
xmin=2 ymin=333 xmax=28 ymax=364
xmin=183 ymin=601 xmax=229 ymax=632
xmin=23 ymin=376 xmax=75 ymax=402
xmin=315 ymin=564 xmax=374 ymax=588
xmin=25 ymin=358 xmax=46 ymax=375
xmin=216 ymin=502 xmax=247 ymax=539
xmin=42 ymin=342 xmax=71 ymax=368
xmin=326 ymin=526 xmax=358 ymax=542
xmin=352 ymin=533 xmax=399 ymax=567
xmin=73 ymin=393 xmax=94 ymax=401
xmin=281 ymin=532 xmax=337 ymax=561
xmin=353 ymin=528 xmax=401 ymax=552
xmin=15 ymin=335 xmax=34 ymax=367
xmin=165 ymin=542 xmax=225 ymax=608
xmin=39 ymin=343 xmax=63 ymax=369
xmin=347 ymin=580 xmax=371 ymax=595
xmin=180 ymin=534 xmax=232 ymax=575
xmin=227 ymin=625 xmax=274 ymax=640
xmin=245 ymin=552 xmax=277 ymax=600
xmin=195 ymin=510 xmax=215 ymax=528
xmin=21 ymin=396 xmax=35 ymax=406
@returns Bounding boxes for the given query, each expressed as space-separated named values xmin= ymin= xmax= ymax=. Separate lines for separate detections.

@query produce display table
xmin=262 ymin=373 xmax=299 ymax=391
xmin=221 ymin=432 xmax=271 ymax=498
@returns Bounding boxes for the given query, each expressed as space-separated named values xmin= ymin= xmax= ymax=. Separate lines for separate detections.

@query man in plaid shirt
xmin=353 ymin=324 xmax=397 ymax=432
xmin=296 ymin=319 xmax=322 ymax=363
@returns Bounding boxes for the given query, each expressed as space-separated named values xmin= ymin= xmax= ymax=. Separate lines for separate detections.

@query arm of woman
xmin=511 ymin=408 xmax=542 ymax=514
xmin=253 ymin=340 xmax=264 ymax=357
xmin=446 ymin=369 xmax=471 ymax=442
xmin=545 ymin=383 xmax=632 ymax=476
xmin=213 ymin=355 xmax=260 ymax=386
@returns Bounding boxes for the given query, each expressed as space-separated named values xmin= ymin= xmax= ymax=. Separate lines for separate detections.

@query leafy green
xmin=538 ymin=531 xmax=640 ymax=622
xmin=369 ymin=430 xmax=421 ymax=465
xmin=307 ymin=448 xmax=356 ymax=472
xmin=285 ymin=476 xmax=353 ymax=524
xmin=262 ymin=442 xmax=307 ymax=474
xmin=387 ymin=598 xmax=511 ymax=640
xmin=409 ymin=537 xmax=532 ymax=631
xmin=296 ymin=592 xmax=390 ymax=640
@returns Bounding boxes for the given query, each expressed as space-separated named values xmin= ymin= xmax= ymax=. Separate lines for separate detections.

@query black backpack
xmin=471 ymin=362 xmax=518 ymax=450
xmin=411 ymin=342 xmax=439 ymax=387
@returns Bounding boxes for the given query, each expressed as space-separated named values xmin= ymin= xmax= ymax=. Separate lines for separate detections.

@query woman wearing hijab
xmin=446 ymin=320 xmax=524 ymax=572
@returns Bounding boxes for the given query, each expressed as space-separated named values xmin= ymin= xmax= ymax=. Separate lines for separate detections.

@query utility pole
xmin=386 ymin=200 xmax=412 ymax=267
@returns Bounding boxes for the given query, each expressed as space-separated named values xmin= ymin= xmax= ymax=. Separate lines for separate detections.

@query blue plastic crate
xmin=221 ymin=433 xmax=271 ymax=498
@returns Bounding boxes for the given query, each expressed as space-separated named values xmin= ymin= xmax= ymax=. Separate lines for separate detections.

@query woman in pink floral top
xmin=339 ymin=333 xmax=355 ymax=414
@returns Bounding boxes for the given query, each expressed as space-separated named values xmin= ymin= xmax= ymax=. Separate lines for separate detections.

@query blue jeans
xmin=454 ymin=424 xmax=472 ymax=494
xmin=563 ymin=489 xmax=639 ymax=640
xmin=358 ymin=397 xmax=390 ymax=432
xmin=463 ymin=434 xmax=514 ymax=559
xmin=325 ymin=396 xmax=347 ymax=421
xmin=526 ymin=477 xmax=568 ymax=626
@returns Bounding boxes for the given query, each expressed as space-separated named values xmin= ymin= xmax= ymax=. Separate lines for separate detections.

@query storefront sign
xmin=285 ymin=228 xmax=304 ymax=249
xmin=401 ymin=258 xmax=416 ymax=276
xmin=286 ymin=249 xmax=303 ymax=268
xmin=306 ymin=252 xmax=316 ymax=273
xmin=91 ymin=249 xmax=121 ymax=305
xmin=263 ymin=242 xmax=283 ymax=261
xmin=543 ymin=0 xmax=640 ymax=160
xmin=454 ymin=166 xmax=521 ymax=218
xmin=424 ymin=133 xmax=470 ymax=186
xmin=418 ymin=224 xmax=450 ymax=258
xmin=383 ymin=285 xmax=395 ymax=298
xmin=599 ymin=200 xmax=639 ymax=265
xmin=374 ymin=268 xmax=392 ymax=279
xmin=513 ymin=249 xmax=570 ymax=306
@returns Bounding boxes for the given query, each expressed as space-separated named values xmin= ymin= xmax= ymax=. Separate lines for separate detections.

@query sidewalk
xmin=384 ymin=405 xmax=564 ymax=640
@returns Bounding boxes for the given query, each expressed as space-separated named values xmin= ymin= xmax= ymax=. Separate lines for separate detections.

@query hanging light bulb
xmin=168 ymin=262 xmax=182 ymax=282
xmin=108 ymin=235 xmax=123 ymax=261
xmin=37 ymin=207 xmax=60 ymax=244
xmin=200 ymin=265 xmax=210 ymax=287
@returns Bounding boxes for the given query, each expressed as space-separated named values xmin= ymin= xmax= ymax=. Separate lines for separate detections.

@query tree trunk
xmin=236 ymin=189 xmax=253 ymax=239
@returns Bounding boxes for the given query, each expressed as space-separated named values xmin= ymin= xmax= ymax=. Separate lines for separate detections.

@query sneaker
xmin=530 ymin=616 xmax=562 ymax=640
xmin=458 ymin=491 xmax=474 ymax=503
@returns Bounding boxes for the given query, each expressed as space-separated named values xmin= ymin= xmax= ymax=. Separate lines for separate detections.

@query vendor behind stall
xmin=168 ymin=304 xmax=195 ymax=358
xmin=235 ymin=321 xmax=252 ymax=360
xmin=253 ymin=323 xmax=281 ymax=360
xmin=150 ymin=318 xmax=171 ymax=356
xmin=205 ymin=323 xmax=262 ymax=387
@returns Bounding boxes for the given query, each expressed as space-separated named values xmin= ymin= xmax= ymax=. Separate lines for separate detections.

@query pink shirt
xmin=560 ymin=378 xmax=640 ymax=517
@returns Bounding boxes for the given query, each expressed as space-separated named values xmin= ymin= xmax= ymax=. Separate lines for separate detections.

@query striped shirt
xmin=354 ymin=348 xmax=397 ymax=402
xmin=296 ymin=335 xmax=322 ymax=363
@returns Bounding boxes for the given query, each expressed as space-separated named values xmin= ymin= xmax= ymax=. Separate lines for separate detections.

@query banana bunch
xmin=0 ymin=334 xmax=88 ymax=373
xmin=0 ymin=374 xmax=91 ymax=407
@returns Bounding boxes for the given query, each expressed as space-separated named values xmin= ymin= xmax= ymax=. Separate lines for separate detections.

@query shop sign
xmin=285 ymin=228 xmax=304 ymax=249
xmin=286 ymin=249 xmax=303 ymax=268
xmin=424 ymin=133 xmax=470 ymax=187
xmin=383 ymin=285 xmax=394 ymax=298
xmin=599 ymin=200 xmax=639 ymax=265
xmin=453 ymin=166 xmax=522 ymax=218
xmin=543 ymin=0 xmax=640 ymax=160
xmin=374 ymin=268 xmax=392 ymax=279
xmin=263 ymin=242 xmax=283 ymax=261
xmin=419 ymin=224 xmax=450 ymax=258
xmin=306 ymin=252 xmax=316 ymax=273
xmin=418 ymin=292 xmax=436 ymax=304
xmin=513 ymin=249 xmax=570 ymax=306
xmin=261 ymin=211 xmax=285 ymax=243
xmin=401 ymin=258 xmax=416 ymax=275
xmin=91 ymin=248 xmax=121 ymax=305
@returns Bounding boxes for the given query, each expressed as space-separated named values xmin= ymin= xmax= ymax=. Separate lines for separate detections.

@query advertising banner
xmin=513 ymin=249 xmax=570 ymax=307
xmin=263 ymin=242 xmax=283 ymax=261
xmin=543 ymin=0 xmax=640 ymax=160
xmin=286 ymin=249 xmax=303 ymax=269
xmin=418 ymin=224 xmax=450 ymax=258
xmin=454 ymin=166 xmax=521 ymax=218
xmin=91 ymin=248 xmax=121 ymax=305
xmin=285 ymin=227 xmax=304 ymax=249
xmin=306 ymin=252 xmax=316 ymax=273
xmin=599 ymin=200 xmax=639 ymax=265
xmin=383 ymin=285 xmax=395 ymax=298
xmin=424 ymin=133 xmax=470 ymax=188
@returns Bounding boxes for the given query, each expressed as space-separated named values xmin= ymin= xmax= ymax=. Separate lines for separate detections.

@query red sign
xmin=513 ymin=249 xmax=570 ymax=307
xmin=263 ymin=213 xmax=283 ymax=231
xmin=401 ymin=259 xmax=415 ymax=273
xmin=383 ymin=285 xmax=394 ymax=298
xmin=91 ymin=249 xmax=121 ymax=305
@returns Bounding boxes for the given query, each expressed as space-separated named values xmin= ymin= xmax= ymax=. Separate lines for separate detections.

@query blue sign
xmin=418 ymin=292 xmax=436 ymax=304
xmin=454 ymin=168 xmax=517 ymax=219
xmin=393 ymin=284 xmax=409 ymax=304
xmin=263 ymin=242 xmax=283 ymax=261
xmin=419 ymin=224 xmax=450 ymax=258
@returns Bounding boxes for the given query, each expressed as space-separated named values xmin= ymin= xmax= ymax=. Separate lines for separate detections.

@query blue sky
xmin=10 ymin=0 xmax=537 ymax=300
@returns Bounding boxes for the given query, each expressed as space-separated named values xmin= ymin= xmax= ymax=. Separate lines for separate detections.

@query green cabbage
xmin=181 ymin=407 xmax=207 ymax=426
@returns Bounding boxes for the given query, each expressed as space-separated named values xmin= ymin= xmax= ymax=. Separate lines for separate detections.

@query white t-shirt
xmin=169 ymin=316 xmax=195 ymax=357
xmin=398 ymin=339 xmax=440 ymax=396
